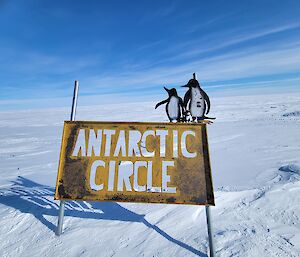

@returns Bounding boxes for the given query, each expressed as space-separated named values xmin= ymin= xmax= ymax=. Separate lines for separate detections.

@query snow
xmin=0 ymin=91 xmax=300 ymax=256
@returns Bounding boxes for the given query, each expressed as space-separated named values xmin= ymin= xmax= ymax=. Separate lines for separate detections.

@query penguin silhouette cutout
xmin=155 ymin=87 xmax=184 ymax=122
xmin=182 ymin=76 xmax=215 ymax=122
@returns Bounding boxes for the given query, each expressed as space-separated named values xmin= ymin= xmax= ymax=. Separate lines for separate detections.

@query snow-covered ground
xmin=0 ymin=91 xmax=300 ymax=257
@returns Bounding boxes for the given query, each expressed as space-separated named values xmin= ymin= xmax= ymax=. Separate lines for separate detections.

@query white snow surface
xmin=0 ymin=91 xmax=300 ymax=257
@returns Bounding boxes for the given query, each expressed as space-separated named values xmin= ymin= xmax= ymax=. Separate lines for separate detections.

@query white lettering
xmin=107 ymin=161 xmax=116 ymax=191
xmin=87 ymin=129 xmax=102 ymax=156
xmin=103 ymin=129 xmax=116 ymax=156
xmin=141 ymin=130 xmax=155 ymax=157
xmin=181 ymin=131 xmax=197 ymax=158
xmin=173 ymin=130 xmax=178 ymax=158
xmin=90 ymin=160 xmax=105 ymax=191
xmin=162 ymin=161 xmax=176 ymax=193
xmin=113 ymin=130 xmax=126 ymax=157
xmin=117 ymin=161 xmax=133 ymax=191
xmin=156 ymin=130 xmax=168 ymax=157
xmin=72 ymin=129 xmax=86 ymax=157
xmin=146 ymin=161 xmax=161 ymax=192
xmin=133 ymin=161 xmax=147 ymax=192
xmin=128 ymin=131 xmax=142 ymax=157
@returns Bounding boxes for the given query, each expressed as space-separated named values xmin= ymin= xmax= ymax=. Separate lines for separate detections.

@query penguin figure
xmin=155 ymin=87 xmax=184 ymax=122
xmin=182 ymin=76 xmax=214 ymax=121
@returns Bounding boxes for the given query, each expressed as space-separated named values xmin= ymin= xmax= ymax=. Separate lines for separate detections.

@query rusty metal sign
xmin=55 ymin=121 xmax=214 ymax=205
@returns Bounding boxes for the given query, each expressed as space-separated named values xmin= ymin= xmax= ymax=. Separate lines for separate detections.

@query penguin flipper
xmin=200 ymin=88 xmax=211 ymax=114
xmin=155 ymin=99 xmax=168 ymax=109
xmin=183 ymin=88 xmax=191 ymax=109
xmin=203 ymin=116 xmax=216 ymax=120
xmin=179 ymin=97 xmax=184 ymax=109
xmin=178 ymin=97 xmax=185 ymax=121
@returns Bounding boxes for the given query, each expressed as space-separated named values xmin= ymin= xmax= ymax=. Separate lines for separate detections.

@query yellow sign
xmin=55 ymin=121 xmax=214 ymax=205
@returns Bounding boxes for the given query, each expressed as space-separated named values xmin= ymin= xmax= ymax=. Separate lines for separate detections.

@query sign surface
xmin=55 ymin=121 xmax=214 ymax=205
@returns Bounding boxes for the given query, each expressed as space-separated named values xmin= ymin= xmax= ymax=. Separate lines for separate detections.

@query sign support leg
xmin=56 ymin=200 xmax=65 ymax=235
xmin=193 ymin=71 xmax=215 ymax=255
xmin=205 ymin=206 xmax=215 ymax=257
xmin=56 ymin=80 xmax=79 ymax=236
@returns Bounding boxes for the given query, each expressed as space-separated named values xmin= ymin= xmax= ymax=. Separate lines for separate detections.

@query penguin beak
xmin=164 ymin=86 xmax=170 ymax=92
xmin=181 ymin=84 xmax=189 ymax=88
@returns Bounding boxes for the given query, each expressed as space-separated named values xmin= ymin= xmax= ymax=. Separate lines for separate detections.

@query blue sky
xmin=0 ymin=0 xmax=300 ymax=110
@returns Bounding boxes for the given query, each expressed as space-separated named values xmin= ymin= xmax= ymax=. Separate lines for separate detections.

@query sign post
xmin=192 ymin=72 xmax=216 ymax=257
xmin=56 ymin=80 xmax=79 ymax=236
xmin=206 ymin=205 xmax=215 ymax=257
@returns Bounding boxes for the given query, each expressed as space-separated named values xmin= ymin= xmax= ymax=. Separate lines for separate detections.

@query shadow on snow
xmin=0 ymin=176 xmax=206 ymax=257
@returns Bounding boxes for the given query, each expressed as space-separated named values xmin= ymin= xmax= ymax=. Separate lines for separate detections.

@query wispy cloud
xmin=147 ymin=22 xmax=300 ymax=66
xmin=0 ymin=48 xmax=102 ymax=77
xmin=184 ymin=12 xmax=237 ymax=34
xmin=139 ymin=1 xmax=178 ymax=24
xmin=2 ymin=22 xmax=300 ymax=100
xmin=82 ymin=39 xmax=300 ymax=94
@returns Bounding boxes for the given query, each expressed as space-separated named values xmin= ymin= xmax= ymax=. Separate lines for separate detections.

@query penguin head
xmin=164 ymin=87 xmax=178 ymax=97
xmin=182 ymin=78 xmax=200 ymax=88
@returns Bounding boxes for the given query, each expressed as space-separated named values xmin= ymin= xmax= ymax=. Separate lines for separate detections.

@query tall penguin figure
xmin=182 ymin=73 xmax=214 ymax=122
xmin=155 ymin=87 xmax=184 ymax=122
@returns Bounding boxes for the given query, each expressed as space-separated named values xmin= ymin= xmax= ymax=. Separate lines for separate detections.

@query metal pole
xmin=56 ymin=80 xmax=79 ymax=236
xmin=70 ymin=80 xmax=79 ymax=121
xmin=192 ymin=72 xmax=215 ymax=256
xmin=205 ymin=206 xmax=215 ymax=257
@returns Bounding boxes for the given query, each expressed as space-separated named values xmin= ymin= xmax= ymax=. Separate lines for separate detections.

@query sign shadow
xmin=0 ymin=176 xmax=207 ymax=257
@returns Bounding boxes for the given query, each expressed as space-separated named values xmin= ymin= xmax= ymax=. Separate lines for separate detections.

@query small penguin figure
xmin=182 ymin=74 xmax=215 ymax=122
xmin=155 ymin=87 xmax=184 ymax=122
